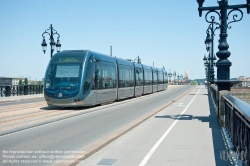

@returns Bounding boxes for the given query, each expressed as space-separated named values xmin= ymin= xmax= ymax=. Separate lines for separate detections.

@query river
xmin=231 ymin=92 xmax=250 ymax=104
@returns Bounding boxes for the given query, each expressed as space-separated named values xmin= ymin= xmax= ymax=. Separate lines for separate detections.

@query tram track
xmin=0 ymin=102 xmax=46 ymax=112
xmin=0 ymin=101 xmax=64 ymax=133
xmin=0 ymin=102 xmax=55 ymax=117
xmin=0 ymin=108 xmax=66 ymax=124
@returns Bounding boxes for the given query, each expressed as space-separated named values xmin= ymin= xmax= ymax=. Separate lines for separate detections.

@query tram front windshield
xmin=45 ymin=55 xmax=84 ymax=91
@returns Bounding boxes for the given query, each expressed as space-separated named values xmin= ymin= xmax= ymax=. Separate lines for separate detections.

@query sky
xmin=0 ymin=0 xmax=249 ymax=80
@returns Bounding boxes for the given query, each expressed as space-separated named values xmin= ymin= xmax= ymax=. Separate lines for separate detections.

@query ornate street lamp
xmin=205 ymin=68 xmax=208 ymax=82
xmin=212 ymin=55 xmax=217 ymax=66
xmin=196 ymin=0 xmax=250 ymax=91
xmin=204 ymin=30 xmax=212 ymax=83
xmin=173 ymin=71 xmax=176 ymax=84
xmin=176 ymin=73 xmax=180 ymax=85
xmin=180 ymin=74 xmax=183 ymax=85
xmin=41 ymin=24 xmax=61 ymax=58
xmin=168 ymin=70 xmax=172 ymax=84
xmin=204 ymin=31 xmax=212 ymax=52
xmin=203 ymin=55 xmax=209 ymax=68
xmin=205 ymin=17 xmax=220 ymax=84
xmin=203 ymin=55 xmax=209 ymax=81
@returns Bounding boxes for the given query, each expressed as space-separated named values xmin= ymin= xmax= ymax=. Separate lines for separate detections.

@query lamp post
xmin=173 ymin=71 xmax=176 ymax=84
xmin=163 ymin=66 xmax=168 ymax=84
xmin=203 ymin=55 xmax=209 ymax=81
xmin=134 ymin=56 xmax=141 ymax=64
xmin=205 ymin=18 xmax=220 ymax=84
xmin=197 ymin=0 xmax=250 ymax=91
xmin=204 ymin=30 xmax=211 ymax=83
xmin=180 ymin=74 xmax=183 ymax=85
xmin=168 ymin=70 xmax=172 ymax=84
xmin=41 ymin=24 xmax=61 ymax=58
xmin=205 ymin=68 xmax=208 ymax=82
xmin=177 ymin=73 xmax=180 ymax=85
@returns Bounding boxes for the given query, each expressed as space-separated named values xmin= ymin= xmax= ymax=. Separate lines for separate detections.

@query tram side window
xmin=102 ymin=65 xmax=110 ymax=89
xmin=130 ymin=68 xmax=134 ymax=87
xmin=153 ymin=71 xmax=158 ymax=85
xmin=143 ymin=70 xmax=147 ymax=86
xmin=158 ymin=72 xmax=163 ymax=84
xmin=124 ymin=68 xmax=129 ymax=87
xmin=124 ymin=67 xmax=134 ymax=87
xmin=144 ymin=70 xmax=152 ymax=86
xmin=110 ymin=65 xmax=116 ymax=88
xmin=147 ymin=70 xmax=152 ymax=85
xmin=45 ymin=66 xmax=56 ymax=89
xmin=149 ymin=70 xmax=153 ymax=85
xmin=84 ymin=56 xmax=94 ymax=93
xmin=118 ymin=66 xmax=134 ymax=87
xmin=135 ymin=68 xmax=143 ymax=86
xmin=94 ymin=64 xmax=102 ymax=89
xmin=118 ymin=66 xmax=124 ymax=88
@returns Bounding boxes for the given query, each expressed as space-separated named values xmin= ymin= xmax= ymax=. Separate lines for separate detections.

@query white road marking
xmin=138 ymin=86 xmax=202 ymax=166
xmin=172 ymin=103 xmax=185 ymax=107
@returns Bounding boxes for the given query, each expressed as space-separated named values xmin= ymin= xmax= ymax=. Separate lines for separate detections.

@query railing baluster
xmin=0 ymin=84 xmax=43 ymax=97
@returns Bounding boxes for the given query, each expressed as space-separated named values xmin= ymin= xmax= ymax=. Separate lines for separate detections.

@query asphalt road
xmin=0 ymin=85 xmax=193 ymax=166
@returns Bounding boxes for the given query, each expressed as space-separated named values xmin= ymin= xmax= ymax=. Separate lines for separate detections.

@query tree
xmin=30 ymin=80 xmax=36 ymax=85
xmin=191 ymin=81 xmax=198 ymax=85
xmin=19 ymin=79 xmax=23 ymax=85
xmin=37 ymin=81 xmax=43 ymax=85
xmin=24 ymin=78 xmax=28 ymax=85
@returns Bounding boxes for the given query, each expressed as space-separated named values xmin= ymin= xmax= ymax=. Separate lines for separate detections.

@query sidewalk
xmin=78 ymin=85 xmax=231 ymax=166
xmin=0 ymin=94 xmax=44 ymax=103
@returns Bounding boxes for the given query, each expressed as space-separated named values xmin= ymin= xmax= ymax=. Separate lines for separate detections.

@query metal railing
xmin=210 ymin=84 xmax=218 ymax=114
xmin=208 ymin=83 xmax=250 ymax=166
xmin=224 ymin=95 xmax=250 ymax=165
xmin=0 ymin=85 xmax=43 ymax=97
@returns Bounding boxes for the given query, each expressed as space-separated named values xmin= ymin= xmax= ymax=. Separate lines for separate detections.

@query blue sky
xmin=0 ymin=0 xmax=249 ymax=80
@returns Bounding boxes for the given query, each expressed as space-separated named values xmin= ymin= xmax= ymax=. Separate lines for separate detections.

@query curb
xmin=55 ymin=86 xmax=197 ymax=166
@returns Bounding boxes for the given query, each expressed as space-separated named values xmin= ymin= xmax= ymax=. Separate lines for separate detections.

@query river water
xmin=231 ymin=92 xmax=250 ymax=104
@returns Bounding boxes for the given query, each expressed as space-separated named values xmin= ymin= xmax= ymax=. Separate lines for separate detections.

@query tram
xmin=44 ymin=50 xmax=168 ymax=107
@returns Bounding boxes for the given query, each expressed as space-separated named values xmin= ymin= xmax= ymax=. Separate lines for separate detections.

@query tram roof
xmin=142 ymin=64 xmax=152 ymax=70
xmin=115 ymin=57 xmax=134 ymax=67
xmin=89 ymin=51 xmax=116 ymax=63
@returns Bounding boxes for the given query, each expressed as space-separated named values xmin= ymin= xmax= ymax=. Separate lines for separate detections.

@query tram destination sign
xmin=54 ymin=56 xmax=84 ymax=63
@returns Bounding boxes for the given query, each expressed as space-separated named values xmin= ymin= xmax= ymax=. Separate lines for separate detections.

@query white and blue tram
xmin=44 ymin=50 xmax=168 ymax=107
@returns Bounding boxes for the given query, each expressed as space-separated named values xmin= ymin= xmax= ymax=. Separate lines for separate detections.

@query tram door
xmin=95 ymin=64 xmax=102 ymax=103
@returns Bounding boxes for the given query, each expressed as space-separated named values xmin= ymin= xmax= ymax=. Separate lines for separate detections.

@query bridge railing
xmin=223 ymin=94 xmax=250 ymax=165
xmin=209 ymin=84 xmax=218 ymax=113
xmin=0 ymin=85 xmax=43 ymax=97
xmin=208 ymin=84 xmax=250 ymax=165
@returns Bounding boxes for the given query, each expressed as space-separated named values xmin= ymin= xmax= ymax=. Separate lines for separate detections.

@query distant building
xmin=0 ymin=77 xmax=20 ymax=86
xmin=237 ymin=76 xmax=250 ymax=87
xmin=12 ymin=78 xmax=19 ymax=85
xmin=0 ymin=77 xmax=12 ymax=86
